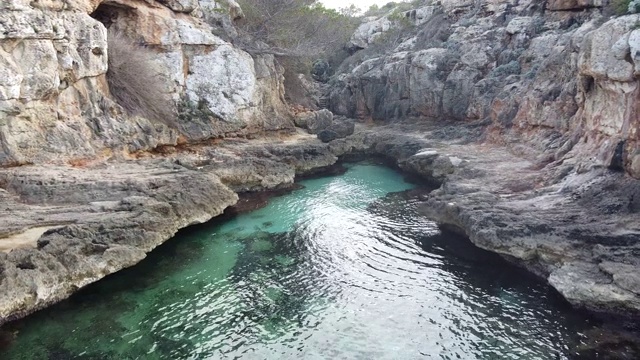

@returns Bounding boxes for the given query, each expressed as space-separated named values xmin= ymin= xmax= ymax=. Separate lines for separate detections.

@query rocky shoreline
xmin=1 ymin=0 xmax=640 ymax=356
xmin=1 ymin=123 xmax=639 ymax=330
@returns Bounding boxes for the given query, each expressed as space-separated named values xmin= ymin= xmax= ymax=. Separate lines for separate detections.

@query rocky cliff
xmin=0 ymin=0 xmax=640 ymax=351
xmin=325 ymin=0 xmax=640 ymax=325
xmin=330 ymin=0 xmax=640 ymax=180
xmin=0 ymin=0 xmax=301 ymax=325
xmin=0 ymin=0 xmax=293 ymax=167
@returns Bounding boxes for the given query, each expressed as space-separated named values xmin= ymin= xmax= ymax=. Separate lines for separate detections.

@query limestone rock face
xmin=546 ymin=0 xmax=604 ymax=11
xmin=330 ymin=3 xmax=640 ymax=179
xmin=157 ymin=0 xmax=199 ymax=13
xmin=350 ymin=16 xmax=392 ymax=49
xmin=0 ymin=0 xmax=293 ymax=167
xmin=0 ymin=138 xmax=339 ymax=325
xmin=572 ymin=15 xmax=640 ymax=178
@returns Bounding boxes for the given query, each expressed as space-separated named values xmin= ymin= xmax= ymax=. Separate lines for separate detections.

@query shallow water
xmin=1 ymin=163 xmax=598 ymax=359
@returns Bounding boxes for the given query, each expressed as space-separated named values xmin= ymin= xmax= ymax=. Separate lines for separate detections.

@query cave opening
xmin=90 ymin=2 xmax=134 ymax=30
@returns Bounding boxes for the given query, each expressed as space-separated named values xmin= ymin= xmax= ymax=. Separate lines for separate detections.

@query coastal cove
xmin=2 ymin=0 xmax=640 ymax=356
xmin=0 ymin=163 xmax=605 ymax=359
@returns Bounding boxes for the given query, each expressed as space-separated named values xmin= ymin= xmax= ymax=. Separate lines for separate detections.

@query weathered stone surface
xmin=350 ymin=16 xmax=391 ymax=49
xmin=317 ymin=119 xmax=355 ymax=143
xmin=0 ymin=0 xmax=293 ymax=166
xmin=546 ymin=0 xmax=604 ymax=11
xmin=506 ymin=16 xmax=534 ymax=35
xmin=157 ymin=0 xmax=198 ymax=13
xmin=0 ymin=160 xmax=239 ymax=323
xmin=330 ymin=3 xmax=640 ymax=180
xmin=578 ymin=16 xmax=640 ymax=82
xmin=0 ymin=134 xmax=342 ymax=324
xmin=328 ymin=117 xmax=356 ymax=138
xmin=317 ymin=130 xmax=339 ymax=143
xmin=185 ymin=44 xmax=256 ymax=124
xmin=399 ymin=149 xmax=458 ymax=185
xmin=295 ymin=109 xmax=333 ymax=134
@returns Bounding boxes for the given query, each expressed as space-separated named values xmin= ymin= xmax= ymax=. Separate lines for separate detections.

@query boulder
xmin=317 ymin=117 xmax=355 ymax=143
xmin=399 ymin=149 xmax=460 ymax=185
xmin=350 ymin=16 xmax=392 ymax=49
xmin=329 ymin=117 xmax=355 ymax=138
xmin=317 ymin=130 xmax=339 ymax=143
xmin=157 ymin=0 xmax=199 ymax=13
xmin=506 ymin=17 xmax=534 ymax=35
xmin=294 ymin=109 xmax=333 ymax=134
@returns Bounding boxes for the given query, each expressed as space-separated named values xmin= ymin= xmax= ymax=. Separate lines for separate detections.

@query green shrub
xmin=611 ymin=0 xmax=632 ymax=15
xmin=236 ymin=0 xmax=358 ymax=57
xmin=490 ymin=61 xmax=522 ymax=78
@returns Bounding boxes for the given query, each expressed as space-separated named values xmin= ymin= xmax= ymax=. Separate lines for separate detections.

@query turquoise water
xmin=1 ymin=163 xmax=597 ymax=359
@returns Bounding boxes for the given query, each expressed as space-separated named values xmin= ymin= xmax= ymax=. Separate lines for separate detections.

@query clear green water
xmin=1 ymin=163 xmax=597 ymax=359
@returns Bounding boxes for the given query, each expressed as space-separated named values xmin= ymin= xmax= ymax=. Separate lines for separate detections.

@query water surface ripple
xmin=2 ymin=163 xmax=596 ymax=359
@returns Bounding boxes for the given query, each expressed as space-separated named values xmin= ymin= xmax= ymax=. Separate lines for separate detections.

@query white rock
xmin=0 ymin=10 xmax=65 ymax=40
xmin=414 ymin=149 xmax=439 ymax=157
xmin=461 ymin=49 xmax=490 ymax=69
xmin=350 ymin=17 xmax=392 ymax=49
xmin=57 ymin=13 xmax=108 ymax=81
xmin=506 ymin=16 xmax=534 ymax=35
xmin=0 ymin=48 xmax=23 ymax=100
xmin=629 ymin=29 xmax=640 ymax=74
xmin=176 ymin=18 xmax=225 ymax=45
xmin=185 ymin=45 xmax=256 ymax=123
xmin=14 ymin=40 xmax=60 ymax=100
xmin=449 ymin=156 xmax=463 ymax=166
xmin=611 ymin=32 xmax=631 ymax=60
xmin=578 ymin=15 xmax=640 ymax=82
xmin=158 ymin=0 xmax=199 ymax=13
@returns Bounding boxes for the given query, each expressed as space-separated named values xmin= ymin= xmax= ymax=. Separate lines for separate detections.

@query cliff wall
xmin=0 ymin=0 xmax=293 ymax=167
xmin=329 ymin=0 xmax=640 ymax=180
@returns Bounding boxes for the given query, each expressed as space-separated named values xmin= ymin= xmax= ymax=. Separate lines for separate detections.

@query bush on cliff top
xmin=106 ymin=30 xmax=176 ymax=128
xmin=235 ymin=0 xmax=358 ymax=57
xmin=234 ymin=0 xmax=359 ymax=107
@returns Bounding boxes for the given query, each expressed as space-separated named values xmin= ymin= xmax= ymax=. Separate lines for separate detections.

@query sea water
xmin=1 ymin=163 xmax=596 ymax=359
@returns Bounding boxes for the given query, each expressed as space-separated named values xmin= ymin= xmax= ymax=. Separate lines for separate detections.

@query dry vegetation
xmin=233 ymin=0 xmax=361 ymax=106
xmin=106 ymin=30 xmax=176 ymax=127
xmin=235 ymin=0 xmax=358 ymax=57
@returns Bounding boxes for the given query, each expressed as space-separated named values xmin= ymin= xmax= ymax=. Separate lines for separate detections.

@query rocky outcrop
xmin=0 ymin=0 xmax=639 ymax=350
xmin=327 ymin=0 xmax=640 ymax=316
xmin=350 ymin=16 xmax=392 ymax=50
xmin=329 ymin=1 xmax=640 ymax=180
xmin=317 ymin=118 xmax=355 ymax=143
xmin=325 ymin=124 xmax=640 ymax=319
xmin=0 ymin=0 xmax=293 ymax=167
xmin=0 ymin=135 xmax=338 ymax=324
xmin=294 ymin=109 xmax=355 ymax=142
xmin=294 ymin=109 xmax=334 ymax=134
